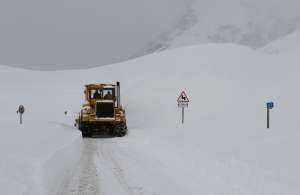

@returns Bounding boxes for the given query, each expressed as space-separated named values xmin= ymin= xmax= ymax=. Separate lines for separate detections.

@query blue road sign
xmin=267 ymin=102 xmax=274 ymax=109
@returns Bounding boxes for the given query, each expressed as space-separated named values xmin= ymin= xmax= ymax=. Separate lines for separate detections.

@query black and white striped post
xmin=17 ymin=105 xmax=25 ymax=124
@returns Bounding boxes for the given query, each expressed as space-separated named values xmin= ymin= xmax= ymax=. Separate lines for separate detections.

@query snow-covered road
xmin=62 ymin=127 xmax=197 ymax=195
xmin=61 ymin=137 xmax=141 ymax=195
xmin=61 ymin=139 xmax=101 ymax=195
xmin=62 ymin=135 xmax=175 ymax=195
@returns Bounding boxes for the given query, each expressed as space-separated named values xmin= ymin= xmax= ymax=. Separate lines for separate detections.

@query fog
xmin=1 ymin=0 xmax=300 ymax=70
xmin=255 ymin=0 xmax=300 ymax=18
xmin=0 ymin=0 xmax=190 ymax=70
xmin=168 ymin=0 xmax=300 ymax=48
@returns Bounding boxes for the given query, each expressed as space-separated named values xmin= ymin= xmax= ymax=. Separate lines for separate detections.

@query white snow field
xmin=1 ymin=31 xmax=300 ymax=194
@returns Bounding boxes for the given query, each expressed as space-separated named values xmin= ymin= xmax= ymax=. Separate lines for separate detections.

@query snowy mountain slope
xmin=2 ymin=40 xmax=300 ymax=194
xmin=263 ymin=30 xmax=300 ymax=54
xmin=167 ymin=0 xmax=300 ymax=49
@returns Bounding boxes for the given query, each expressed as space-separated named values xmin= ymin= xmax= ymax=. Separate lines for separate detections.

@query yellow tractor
xmin=75 ymin=81 xmax=127 ymax=137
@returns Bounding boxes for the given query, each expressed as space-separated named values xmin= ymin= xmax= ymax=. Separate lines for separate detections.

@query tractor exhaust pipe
xmin=117 ymin=81 xmax=120 ymax=107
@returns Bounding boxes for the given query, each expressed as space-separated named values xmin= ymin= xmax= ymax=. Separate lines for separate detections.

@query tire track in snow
xmin=96 ymin=140 xmax=142 ymax=195
xmin=61 ymin=138 xmax=144 ymax=195
xmin=60 ymin=139 xmax=101 ymax=195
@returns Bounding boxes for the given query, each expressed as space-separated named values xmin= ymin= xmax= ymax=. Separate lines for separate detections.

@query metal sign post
xmin=177 ymin=91 xmax=189 ymax=124
xmin=182 ymin=107 xmax=184 ymax=124
xmin=17 ymin=105 xmax=25 ymax=124
xmin=178 ymin=103 xmax=188 ymax=124
xmin=266 ymin=102 xmax=274 ymax=129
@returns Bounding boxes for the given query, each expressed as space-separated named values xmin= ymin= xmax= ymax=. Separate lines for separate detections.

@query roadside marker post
xmin=266 ymin=102 xmax=274 ymax=129
xmin=177 ymin=91 xmax=189 ymax=124
xmin=17 ymin=105 xmax=25 ymax=124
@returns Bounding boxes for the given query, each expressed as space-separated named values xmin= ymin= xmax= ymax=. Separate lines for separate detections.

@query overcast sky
xmin=0 ymin=0 xmax=190 ymax=69
xmin=0 ymin=0 xmax=299 ymax=70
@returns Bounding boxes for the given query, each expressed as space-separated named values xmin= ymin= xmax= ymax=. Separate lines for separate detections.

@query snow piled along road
xmin=0 ymin=122 xmax=82 ymax=195
xmin=2 ymin=31 xmax=300 ymax=194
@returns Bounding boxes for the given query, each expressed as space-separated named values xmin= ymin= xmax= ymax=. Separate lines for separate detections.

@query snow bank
xmin=2 ymin=32 xmax=300 ymax=194
xmin=89 ymin=42 xmax=300 ymax=194
xmin=0 ymin=122 xmax=82 ymax=195
xmin=0 ymin=66 xmax=83 ymax=194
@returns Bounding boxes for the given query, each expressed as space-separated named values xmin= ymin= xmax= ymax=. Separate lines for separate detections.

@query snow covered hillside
xmin=1 ymin=32 xmax=300 ymax=194
xmin=167 ymin=0 xmax=300 ymax=49
xmin=263 ymin=30 xmax=300 ymax=54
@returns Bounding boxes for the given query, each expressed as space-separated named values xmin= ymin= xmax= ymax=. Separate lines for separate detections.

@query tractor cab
xmin=85 ymin=84 xmax=116 ymax=101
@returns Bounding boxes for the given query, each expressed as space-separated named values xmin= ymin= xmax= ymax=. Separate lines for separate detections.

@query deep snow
xmin=0 ymin=122 xmax=82 ymax=195
xmin=2 ymin=31 xmax=300 ymax=194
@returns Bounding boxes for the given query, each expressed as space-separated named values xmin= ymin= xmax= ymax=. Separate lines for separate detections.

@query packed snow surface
xmin=1 ymin=32 xmax=300 ymax=194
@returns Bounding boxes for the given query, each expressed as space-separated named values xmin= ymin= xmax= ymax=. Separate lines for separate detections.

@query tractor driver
xmin=93 ymin=90 xmax=101 ymax=99
xmin=104 ymin=91 xmax=113 ymax=99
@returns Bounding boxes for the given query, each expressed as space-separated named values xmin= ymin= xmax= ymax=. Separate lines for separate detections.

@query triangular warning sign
xmin=177 ymin=91 xmax=189 ymax=103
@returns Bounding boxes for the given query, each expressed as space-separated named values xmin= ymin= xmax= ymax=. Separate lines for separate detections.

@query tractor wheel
xmin=108 ymin=127 xmax=115 ymax=136
xmin=79 ymin=123 xmax=92 ymax=138
xmin=114 ymin=122 xmax=127 ymax=137
xmin=82 ymin=131 xmax=92 ymax=138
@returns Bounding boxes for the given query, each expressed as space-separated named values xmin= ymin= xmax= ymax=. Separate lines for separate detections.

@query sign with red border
xmin=177 ymin=91 xmax=189 ymax=103
xmin=177 ymin=91 xmax=189 ymax=123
